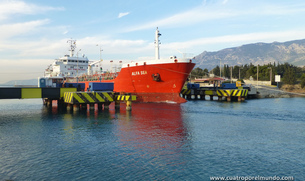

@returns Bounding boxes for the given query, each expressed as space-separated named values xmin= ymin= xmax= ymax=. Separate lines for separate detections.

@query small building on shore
xmin=193 ymin=77 xmax=225 ymax=87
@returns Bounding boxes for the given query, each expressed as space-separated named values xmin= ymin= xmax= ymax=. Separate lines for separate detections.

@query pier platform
xmin=0 ymin=87 xmax=77 ymax=99
xmin=0 ymin=87 xmax=136 ymax=111
xmin=181 ymin=87 xmax=248 ymax=102
xmin=63 ymin=91 xmax=136 ymax=111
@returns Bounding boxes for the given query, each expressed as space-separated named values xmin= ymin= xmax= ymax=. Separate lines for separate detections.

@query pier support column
xmin=241 ymin=97 xmax=245 ymax=101
xmin=89 ymin=104 xmax=95 ymax=110
xmin=58 ymin=100 xmax=65 ymax=109
xmin=238 ymin=96 xmax=242 ymax=102
xmin=187 ymin=94 xmax=191 ymax=100
xmin=45 ymin=99 xmax=52 ymax=107
xmin=115 ymin=100 xmax=120 ymax=109
xmin=43 ymin=99 xmax=47 ymax=106
xmin=80 ymin=104 xmax=86 ymax=110
xmin=194 ymin=95 xmax=198 ymax=100
xmin=67 ymin=104 xmax=72 ymax=111
xmin=218 ymin=96 xmax=222 ymax=101
xmin=104 ymin=102 xmax=110 ymax=109
xmin=200 ymin=95 xmax=205 ymax=100
xmin=98 ymin=103 xmax=104 ymax=110
xmin=209 ymin=95 xmax=213 ymax=100
xmin=73 ymin=104 xmax=79 ymax=112
xmin=227 ymin=96 xmax=231 ymax=102
xmin=53 ymin=100 xmax=58 ymax=107
xmin=126 ymin=101 xmax=132 ymax=111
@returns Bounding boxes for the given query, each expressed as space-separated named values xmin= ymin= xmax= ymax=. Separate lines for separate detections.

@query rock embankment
xmin=255 ymin=85 xmax=296 ymax=98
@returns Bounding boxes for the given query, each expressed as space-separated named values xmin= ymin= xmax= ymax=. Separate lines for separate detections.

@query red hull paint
xmin=80 ymin=62 xmax=195 ymax=103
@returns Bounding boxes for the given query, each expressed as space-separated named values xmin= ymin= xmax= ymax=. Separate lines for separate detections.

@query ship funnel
xmin=155 ymin=27 xmax=161 ymax=60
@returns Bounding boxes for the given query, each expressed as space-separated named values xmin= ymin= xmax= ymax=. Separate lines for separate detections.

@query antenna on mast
xmin=176 ymin=49 xmax=186 ymax=58
xmin=154 ymin=27 xmax=161 ymax=60
xmin=67 ymin=39 xmax=76 ymax=57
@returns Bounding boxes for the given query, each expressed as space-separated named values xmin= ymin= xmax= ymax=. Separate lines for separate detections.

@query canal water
xmin=0 ymin=98 xmax=304 ymax=180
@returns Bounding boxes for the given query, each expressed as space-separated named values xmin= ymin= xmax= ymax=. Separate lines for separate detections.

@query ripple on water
xmin=0 ymin=98 xmax=304 ymax=180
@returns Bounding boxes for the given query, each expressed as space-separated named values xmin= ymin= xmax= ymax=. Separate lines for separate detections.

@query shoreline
xmin=254 ymin=85 xmax=305 ymax=98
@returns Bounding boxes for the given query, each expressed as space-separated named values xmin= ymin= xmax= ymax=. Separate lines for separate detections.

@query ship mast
xmin=154 ymin=27 xmax=161 ymax=60
xmin=67 ymin=39 xmax=76 ymax=57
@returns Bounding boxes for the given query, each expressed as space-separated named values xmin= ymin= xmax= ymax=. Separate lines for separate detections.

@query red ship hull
xmin=80 ymin=61 xmax=195 ymax=103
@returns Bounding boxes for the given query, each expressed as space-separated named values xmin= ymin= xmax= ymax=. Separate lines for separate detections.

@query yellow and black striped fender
xmin=217 ymin=89 xmax=232 ymax=97
xmin=115 ymin=95 xmax=137 ymax=101
xmin=231 ymin=89 xmax=248 ymax=97
xmin=64 ymin=91 xmax=114 ymax=104
xmin=181 ymin=88 xmax=191 ymax=95
xmin=94 ymin=92 xmax=114 ymax=102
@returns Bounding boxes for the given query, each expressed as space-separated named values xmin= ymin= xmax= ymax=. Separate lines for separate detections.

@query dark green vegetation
xmin=191 ymin=62 xmax=305 ymax=86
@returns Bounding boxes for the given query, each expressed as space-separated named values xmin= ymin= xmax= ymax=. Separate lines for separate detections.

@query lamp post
xmin=239 ymin=67 xmax=243 ymax=80
xmin=110 ymin=60 xmax=113 ymax=73
xmin=268 ymin=67 xmax=272 ymax=83
xmin=219 ymin=59 xmax=221 ymax=78
xmin=96 ymin=44 xmax=103 ymax=61
xmin=77 ymin=49 xmax=81 ymax=83
xmin=257 ymin=64 xmax=259 ymax=86
xmin=230 ymin=66 xmax=233 ymax=83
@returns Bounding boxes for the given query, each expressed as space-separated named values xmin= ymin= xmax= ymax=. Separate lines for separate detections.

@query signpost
xmin=275 ymin=75 xmax=281 ymax=88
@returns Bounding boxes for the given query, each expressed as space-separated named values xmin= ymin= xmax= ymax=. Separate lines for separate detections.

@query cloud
xmin=123 ymin=2 xmax=237 ymax=32
xmin=0 ymin=19 xmax=50 ymax=39
xmin=63 ymin=30 xmax=69 ymax=35
xmin=163 ymin=29 xmax=305 ymax=53
xmin=222 ymin=0 xmax=229 ymax=5
xmin=77 ymin=37 xmax=148 ymax=56
xmin=118 ymin=12 xmax=130 ymax=18
xmin=0 ymin=0 xmax=64 ymax=21
xmin=124 ymin=1 xmax=305 ymax=32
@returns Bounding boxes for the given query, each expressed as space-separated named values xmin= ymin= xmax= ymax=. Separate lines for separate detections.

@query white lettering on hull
xmin=132 ymin=71 xmax=147 ymax=76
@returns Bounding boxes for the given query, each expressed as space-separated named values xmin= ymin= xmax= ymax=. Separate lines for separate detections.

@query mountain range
xmin=195 ymin=39 xmax=305 ymax=70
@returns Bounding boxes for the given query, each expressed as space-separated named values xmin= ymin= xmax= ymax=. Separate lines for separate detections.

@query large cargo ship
xmin=39 ymin=28 xmax=195 ymax=103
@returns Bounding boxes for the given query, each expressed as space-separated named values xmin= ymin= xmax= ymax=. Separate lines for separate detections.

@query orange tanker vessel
xmin=39 ymin=28 xmax=195 ymax=103
xmin=80 ymin=58 xmax=194 ymax=103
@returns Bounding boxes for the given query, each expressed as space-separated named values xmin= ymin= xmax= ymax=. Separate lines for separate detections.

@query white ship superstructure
xmin=44 ymin=40 xmax=89 ymax=78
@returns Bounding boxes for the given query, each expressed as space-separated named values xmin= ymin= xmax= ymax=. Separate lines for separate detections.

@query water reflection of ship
xmin=115 ymin=103 xmax=190 ymax=164
xmin=44 ymin=103 xmax=189 ymax=142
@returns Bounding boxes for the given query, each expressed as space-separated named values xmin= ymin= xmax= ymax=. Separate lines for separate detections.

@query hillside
xmin=0 ymin=79 xmax=38 ymax=86
xmin=195 ymin=39 xmax=305 ymax=70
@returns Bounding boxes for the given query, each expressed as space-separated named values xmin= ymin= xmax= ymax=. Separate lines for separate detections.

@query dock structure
xmin=181 ymin=87 xmax=248 ymax=102
xmin=0 ymin=87 xmax=76 ymax=100
xmin=63 ymin=91 xmax=136 ymax=111
xmin=0 ymin=87 xmax=136 ymax=111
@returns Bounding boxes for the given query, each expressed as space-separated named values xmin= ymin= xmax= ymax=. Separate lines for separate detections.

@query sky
xmin=1 ymin=0 xmax=305 ymax=83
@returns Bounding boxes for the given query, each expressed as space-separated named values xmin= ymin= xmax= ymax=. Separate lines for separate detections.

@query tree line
xmin=191 ymin=62 xmax=305 ymax=88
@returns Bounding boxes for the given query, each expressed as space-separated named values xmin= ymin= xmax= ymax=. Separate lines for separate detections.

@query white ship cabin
xmin=45 ymin=54 xmax=89 ymax=77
